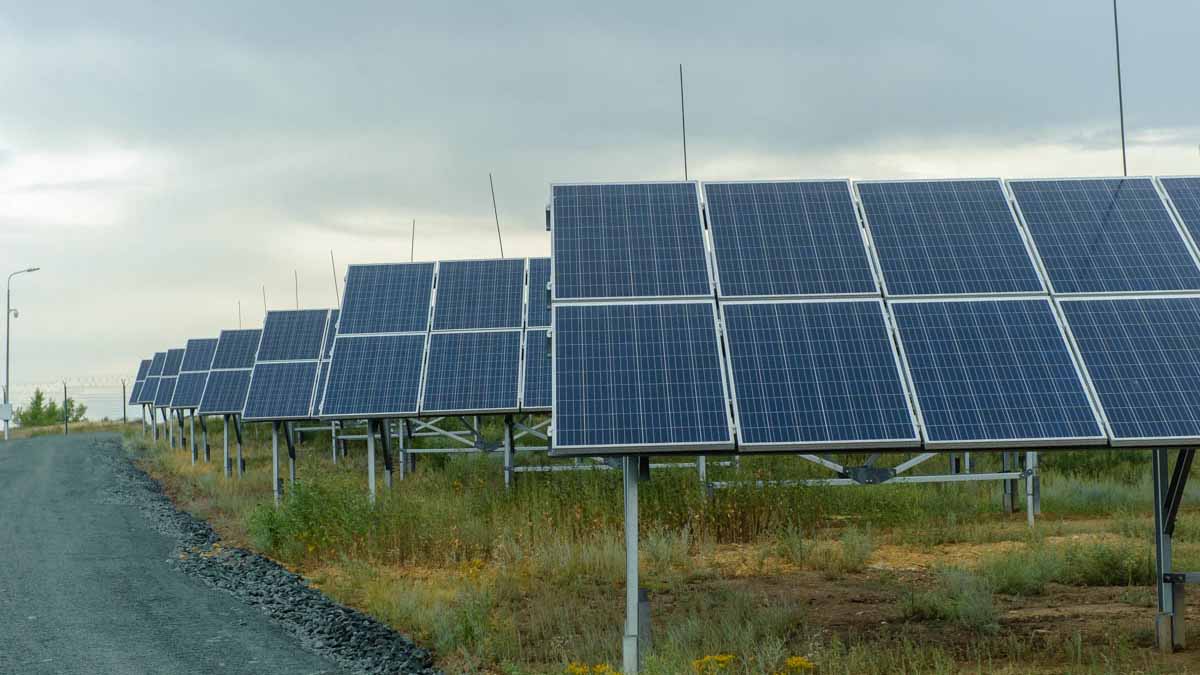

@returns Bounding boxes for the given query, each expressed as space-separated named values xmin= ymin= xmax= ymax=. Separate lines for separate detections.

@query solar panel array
xmin=318 ymin=258 xmax=550 ymax=419
xmin=243 ymin=309 xmax=332 ymax=421
xmin=198 ymin=329 xmax=262 ymax=416
xmin=550 ymin=175 xmax=1200 ymax=455
xmin=137 ymin=352 xmax=167 ymax=405
xmin=170 ymin=338 xmax=218 ymax=410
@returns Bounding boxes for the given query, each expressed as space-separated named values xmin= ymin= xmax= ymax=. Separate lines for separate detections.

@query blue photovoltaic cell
xmin=170 ymin=372 xmax=209 ymax=409
xmin=134 ymin=359 xmax=151 ymax=381
xmin=1010 ymin=178 xmax=1200 ymax=293
xmin=139 ymin=378 xmax=160 ymax=404
xmin=148 ymin=351 xmax=167 ymax=376
xmin=552 ymin=302 xmax=732 ymax=453
xmin=136 ymin=352 xmax=167 ymax=404
xmin=421 ymin=331 xmax=521 ymax=413
xmin=320 ymin=334 xmax=426 ymax=417
xmin=527 ymin=258 xmax=551 ymax=327
xmin=323 ymin=310 xmax=339 ymax=358
xmin=243 ymin=361 xmax=321 ymax=420
xmin=1059 ymin=296 xmax=1200 ymax=441
xmin=180 ymin=338 xmax=218 ymax=372
xmin=198 ymin=369 xmax=253 ymax=415
xmin=1160 ymin=177 xmax=1200 ymax=248
xmin=522 ymin=328 xmax=551 ymax=410
xmin=705 ymin=181 xmax=877 ymax=297
xmin=891 ymin=299 xmax=1102 ymax=444
xmin=552 ymin=183 xmax=711 ymax=300
xmin=154 ymin=376 xmax=177 ymax=408
xmin=211 ymin=330 xmax=262 ymax=369
xmin=858 ymin=180 xmax=1044 ymax=295
xmin=722 ymin=301 xmax=917 ymax=447
xmin=339 ymin=263 xmax=434 ymax=334
xmin=129 ymin=380 xmax=145 ymax=404
xmin=433 ymin=259 xmax=525 ymax=330
xmin=256 ymin=310 xmax=329 ymax=361
xmin=162 ymin=348 xmax=185 ymax=377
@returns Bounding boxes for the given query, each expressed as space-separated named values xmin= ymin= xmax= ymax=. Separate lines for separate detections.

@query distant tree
xmin=14 ymin=388 xmax=87 ymax=427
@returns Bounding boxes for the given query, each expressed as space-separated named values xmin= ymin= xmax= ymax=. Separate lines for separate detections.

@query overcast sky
xmin=1 ymin=0 xmax=1199 ymax=416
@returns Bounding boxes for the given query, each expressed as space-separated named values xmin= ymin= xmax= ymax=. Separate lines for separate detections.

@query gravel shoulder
xmin=0 ymin=432 xmax=436 ymax=675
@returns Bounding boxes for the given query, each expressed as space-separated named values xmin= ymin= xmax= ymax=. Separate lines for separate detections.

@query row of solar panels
xmin=128 ymin=258 xmax=552 ymax=420
xmin=548 ymin=176 xmax=1200 ymax=456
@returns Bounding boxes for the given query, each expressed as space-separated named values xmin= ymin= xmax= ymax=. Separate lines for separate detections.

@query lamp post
xmin=5 ymin=267 xmax=40 ymax=441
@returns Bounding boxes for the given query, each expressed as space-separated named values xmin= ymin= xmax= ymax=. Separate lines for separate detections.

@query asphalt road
xmin=0 ymin=432 xmax=344 ymax=674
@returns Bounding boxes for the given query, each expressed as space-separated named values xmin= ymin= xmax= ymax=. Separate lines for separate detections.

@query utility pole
xmin=330 ymin=251 xmax=341 ymax=306
xmin=121 ymin=379 xmax=127 ymax=425
xmin=4 ymin=267 xmax=40 ymax=441
xmin=410 ymin=219 xmax=416 ymax=262
xmin=294 ymin=270 xmax=300 ymax=309
xmin=62 ymin=381 xmax=68 ymax=436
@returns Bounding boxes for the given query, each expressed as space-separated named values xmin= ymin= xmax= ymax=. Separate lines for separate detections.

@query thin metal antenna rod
xmin=1113 ymin=0 xmax=1128 ymax=177
xmin=262 ymin=286 xmax=267 ymax=315
xmin=679 ymin=63 xmax=689 ymax=181
xmin=329 ymin=251 xmax=340 ymax=306
xmin=294 ymin=270 xmax=299 ymax=309
xmin=489 ymin=173 xmax=505 ymax=258
xmin=237 ymin=301 xmax=242 ymax=328
xmin=410 ymin=219 xmax=416 ymax=262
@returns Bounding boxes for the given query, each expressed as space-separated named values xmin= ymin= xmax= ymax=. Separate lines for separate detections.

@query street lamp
xmin=4 ymin=267 xmax=40 ymax=441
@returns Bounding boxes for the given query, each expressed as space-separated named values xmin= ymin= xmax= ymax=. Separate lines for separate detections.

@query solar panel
xmin=704 ymin=180 xmax=877 ymax=297
xmin=1159 ymin=176 xmax=1200 ymax=248
xmin=420 ymin=331 xmax=521 ymax=414
xmin=432 ymin=259 xmax=525 ymax=330
xmin=153 ymin=348 xmax=185 ymax=408
xmin=179 ymin=338 xmax=218 ymax=373
xmin=139 ymin=377 xmax=160 ymax=405
xmin=256 ymin=310 xmax=329 ymax=361
xmin=161 ymin=348 xmax=185 ymax=377
xmin=170 ymin=338 xmax=218 ymax=409
xmin=170 ymin=372 xmax=209 ymax=409
xmin=129 ymin=358 xmax=151 ymax=404
xmin=857 ymin=179 xmax=1044 ymax=296
xmin=550 ymin=301 xmax=733 ymax=455
xmin=527 ymin=258 xmax=551 ymax=327
xmin=721 ymin=300 xmax=919 ymax=449
xmin=890 ymin=298 xmax=1104 ymax=447
xmin=339 ymin=263 xmax=434 ymax=335
xmin=210 ymin=329 xmax=262 ymax=369
xmin=319 ymin=334 xmax=426 ymax=418
xmin=1009 ymin=177 xmax=1200 ymax=294
xmin=153 ymin=375 xmax=178 ymax=408
xmin=521 ymin=328 xmax=551 ymax=410
xmin=551 ymin=182 xmax=711 ymax=300
xmin=198 ymin=330 xmax=262 ymax=416
xmin=314 ymin=361 xmax=330 ymax=415
xmin=198 ymin=370 xmax=253 ymax=415
xmin=243 ymin=361 xmax=321 ymax=421
xmin=147 ymin=351 xmax=167 ymax=376
xmin=1059 ymin=295 xmax=1200 ymax=444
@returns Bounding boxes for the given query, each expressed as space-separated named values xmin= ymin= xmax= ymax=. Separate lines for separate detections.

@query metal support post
xmin=503 ymin=415 xmax=514 ymax=490
xmin=189 ymin=412 xmax=197 ymax=464
xmin=1001 ymin=452 xmax=1016 ymax=513
xmin=404 ymin=420 xmax=415 ymax=473
xmin=1154 ymin=449 xmax=1184 ymax=651
xmin=331 ymin=421 xmax=338 ymax=464
xmin=697 ymin=455 xmax=707 ymax=487
xmin=222 ymin=416 xmax=231 ymax=478
xmin=366 ymin=419 xmax=377 ymax=504
xmin=398 ymin=420 xmax=409 ymax=480
xmin=380 ymin=419 xmax=394 ymax=489
xmin=622 ymin=455 xmax=648 ymax=673
xmin=234 ymin=416 xmax=244 ymax=477
xmin=202 ymin=415 xmax=210 ymax=463
xmin=152 ymin=406 xmax=158 ymax=441
xmin=1025 ymin=451 xmax=1038 ymax=527
xmin=163 ymin=409 xmax=171 ymax=446
xmin=284 ymin=421 xmax=297 ymax=485
xmin=141 ymin=405 xmax=147 ymax=437
xmin=271 ymin=421 xmax=281 ymax=506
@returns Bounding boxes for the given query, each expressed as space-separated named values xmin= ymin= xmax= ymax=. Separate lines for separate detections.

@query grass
xmin=122 ymin=424 xmax=1196 ymax=674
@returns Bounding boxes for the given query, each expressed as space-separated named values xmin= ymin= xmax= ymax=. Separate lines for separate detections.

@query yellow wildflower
xmin=785 ymin=655 xmax=816 ymax=671
xmin=564 ymin=662 xmax=589 ymax=675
